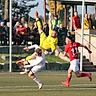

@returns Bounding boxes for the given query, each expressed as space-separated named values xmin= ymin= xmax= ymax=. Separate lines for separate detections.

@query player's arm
xmin=24 ymin=57 xmax=43 ymax=68
xmin=59 ymin=51 xmax=67 ymax=60
xmin=58 ymin=44 xmax=70 ymax=61
xmin=23 ymin=44 xmax=39 ymax=51
xmin=79 ymin=44 xmax=92 ymax=54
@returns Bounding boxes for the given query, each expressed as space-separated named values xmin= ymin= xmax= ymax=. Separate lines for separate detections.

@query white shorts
xmin=69 ymin=59 xmax=79 ymax=72
xmin=31 ymin=65 xmax=45 ymax=73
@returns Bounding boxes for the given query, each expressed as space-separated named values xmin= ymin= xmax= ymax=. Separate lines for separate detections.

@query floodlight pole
xmin=9 ymin=0 xmax=12 ymax=72
xmin=80 ymin=0 xmax=85 ymax=71
xmin=70 ymin=5 xmax=73 ymax=31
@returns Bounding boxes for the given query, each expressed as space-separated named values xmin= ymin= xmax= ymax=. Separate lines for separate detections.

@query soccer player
xmin=34 ymin=11 xmax=61 ymax=56
xmin=16 ymin=46 xmax=45 ymax=89
xmin=59 ymin=36 xmax=92 ymax=87
xmin=38 ymin=28 xmax=62 ymax=56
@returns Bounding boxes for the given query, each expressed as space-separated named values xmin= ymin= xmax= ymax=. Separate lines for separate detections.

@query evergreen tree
xmin=12 ymin=0 xmax=38 ymax=16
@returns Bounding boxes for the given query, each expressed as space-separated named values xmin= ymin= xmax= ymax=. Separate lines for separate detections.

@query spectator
xmin=43 ymin=22 xmax=49 ymax=36
xmin=72 ymin=11 xmax=81 ymax=31
xmin=52 ymin=15 xmax=61 ymax=30
xmin=48 ymin=13 xmax=53 ymax=29
xmin=57 ymin=23 xmax=68 ymax=46
xmin=12 ymin=14 xmax=18 ymax=27
xmin=12 ymin=22 xmax=20 ymax=45
xmin=93 ymin=18 xmax=96 ymax=29
xmin=28 ymin=21 xmax=40 ymax=45
xmin=20 ymin=16 xmax=27 ymax=26
xmin=84 ymin=13 xmax=90 ymax=29
xmin=88 ymin=14 xmax=93 ymax=29
xmin=16 ymin=23 xmax=28 ymax=45
xmin=0 ymin=22 xmax=7 ymax=45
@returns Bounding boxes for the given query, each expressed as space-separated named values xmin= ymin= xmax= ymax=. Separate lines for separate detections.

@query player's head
xmin=66 ymin=36 xmax=75 ymax=44
xmin=74 ymin=11 xmax=78 ymax=16
xmin=84 ymin=13 xmax=88 ymax=19
xmin=35 ymin=48 xmax=42 ymax=56
xmin=51 ymin=29 xmax=57 ymax=38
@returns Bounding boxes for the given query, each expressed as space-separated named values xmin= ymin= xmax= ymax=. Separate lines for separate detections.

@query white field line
xmin=0 ymin=88 xmax=96 ymax=92
xmin=0 ymin=84 xmax=96 ymax=90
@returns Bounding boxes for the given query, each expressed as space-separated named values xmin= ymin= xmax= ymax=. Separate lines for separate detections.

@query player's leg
xmin=62 ymin=68 xmax=72 ymax=87
xmin=75 ymin=71 xmax=92 ymax=81
xmin=16 ymin=59 xmax=25 ymax=65
xmin=39 ymin=30 xmax=47 ymax=47
xmin=28 ymin=65 xmax=43 ymax=89
xmin=73 ymin=59 xmax=92 ymax=81
xmin=62 ymin=59 xmax=79 ymax=87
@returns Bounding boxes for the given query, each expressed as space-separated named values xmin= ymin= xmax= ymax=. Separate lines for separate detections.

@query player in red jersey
xmin=59 ymin=36 xmax=92 ymax=87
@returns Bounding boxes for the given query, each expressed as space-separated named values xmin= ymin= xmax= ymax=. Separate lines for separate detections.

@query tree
xmin=12 ymin=0 xmax=38 ymax=16
xmin=0 ymin=0 xmax=9 ymax=20
xmin=4 ymin=0 xmax=9 ymax=20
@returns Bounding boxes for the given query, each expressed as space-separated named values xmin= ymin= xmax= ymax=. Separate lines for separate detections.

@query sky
xmin=29 ymin=0 xmax=95 ymax=18
xmin=29 ymin=0 xmax=44 ymax=18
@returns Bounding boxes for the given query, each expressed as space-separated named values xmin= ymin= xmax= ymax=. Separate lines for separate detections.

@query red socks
xmin=80 ymin=72 xmax=90 ymax=77
xmin=66 ymin=76 xmax=72 ymax=83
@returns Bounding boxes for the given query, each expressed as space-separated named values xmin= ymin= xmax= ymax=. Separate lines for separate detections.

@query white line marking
xmin=0 ymin=88 xmax=96 ymax=92
xmin=0 ymin=83 xmax=96 ymax=89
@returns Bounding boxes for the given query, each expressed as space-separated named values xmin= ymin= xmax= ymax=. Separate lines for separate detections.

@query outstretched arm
xmin=80 ymin=44 xmax=92 ymax=54
xmin=23 ymin=44 xmax=39 ymax=51
xmin=59 ymin=52 xmax=67 ymax=60
xmin=24 ymin=57 xmax=43 ymax=68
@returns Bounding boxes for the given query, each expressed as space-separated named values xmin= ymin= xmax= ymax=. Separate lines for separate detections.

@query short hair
xmin=53 ymin=27 xmax=58 ymax=32
xmin=66 ymin=36 xmax=75 ymax=42
xmin=35 ymin=48 xmax=42 ymax=56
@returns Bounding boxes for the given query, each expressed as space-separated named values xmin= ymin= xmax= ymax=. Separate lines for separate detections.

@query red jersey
xmin=64 ymin=42 xmax=81 ymax=61
xmin=16 ymin=26 xmax=27 ymax=35
xmin=17 ymin=26 xmax=27 ymax=33
xmin=72 ymin=16 xmax=81 ymax=30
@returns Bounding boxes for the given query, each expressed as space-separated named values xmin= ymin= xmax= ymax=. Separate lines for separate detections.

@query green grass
xmin=45 ymin=55 xmax=67 ymax=63
xmin=0 ymin=71 xmax=96 ymax=96
xmin=0 ymin=54 xmax=68 ymax=63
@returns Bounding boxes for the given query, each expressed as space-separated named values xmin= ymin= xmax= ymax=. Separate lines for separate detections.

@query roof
xmin=58 ymin=0 xmax=96 ymax=5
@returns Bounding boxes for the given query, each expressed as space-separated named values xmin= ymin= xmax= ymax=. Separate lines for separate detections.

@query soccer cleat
xmin=88 ymin=73 xmax=92 ymax=81
xmin=38 ymin=83 xmax=43 ymax=89
xmin=61 ymin=81 xmax=70 ymax=87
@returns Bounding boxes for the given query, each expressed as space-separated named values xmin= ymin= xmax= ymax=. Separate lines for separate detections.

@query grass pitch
xmin=0 ymin=71 xmax=96 ymax=96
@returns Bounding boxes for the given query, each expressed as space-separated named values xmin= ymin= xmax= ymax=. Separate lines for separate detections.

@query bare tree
xmin=4 ymin=0 xmax=9 ymax=19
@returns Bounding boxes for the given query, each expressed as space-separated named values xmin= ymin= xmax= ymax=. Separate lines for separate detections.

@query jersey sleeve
xmin=24 ymin=57 xmax=44 ymax=68
xmin=64 ymin=45 xmax=68 ymax=53
xmin=28 ymin=44 xmax=39 ymax=50
xmin=76 ymin=42 xmax=81 ymax=47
